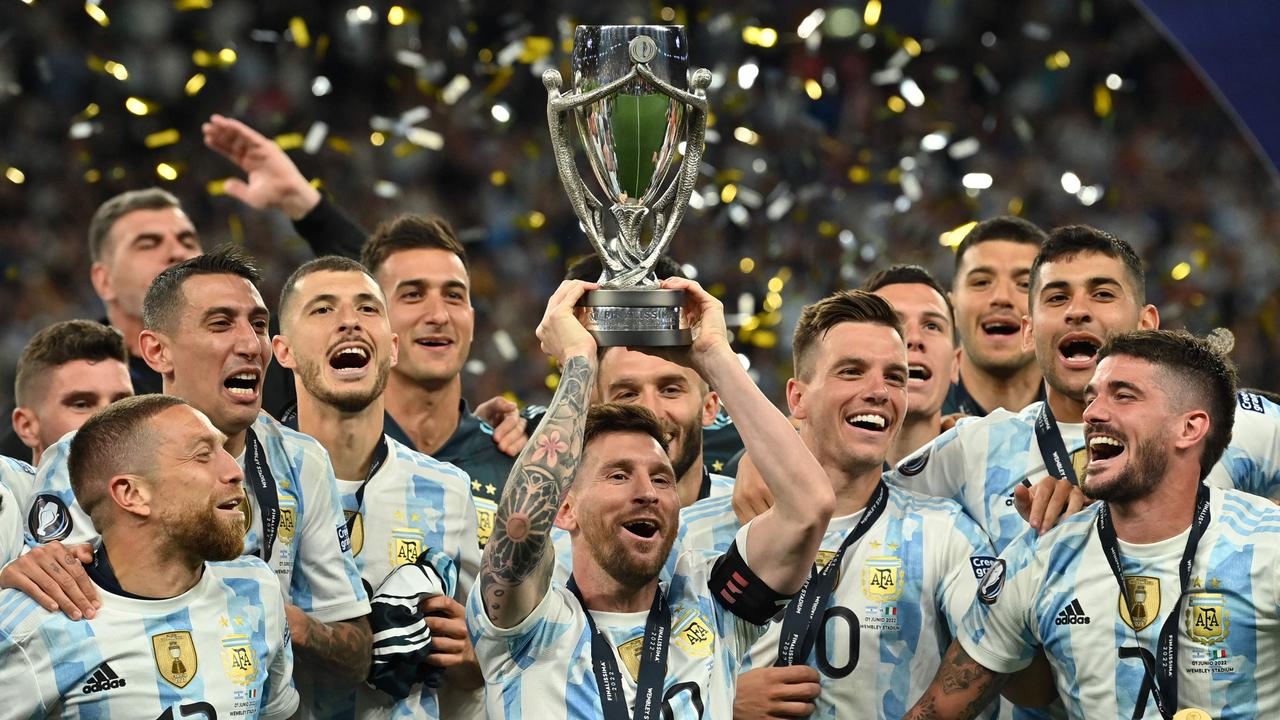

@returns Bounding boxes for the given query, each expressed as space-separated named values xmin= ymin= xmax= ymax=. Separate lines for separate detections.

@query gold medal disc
xmin=1172 ymin=710 xmax=1212 ymax=720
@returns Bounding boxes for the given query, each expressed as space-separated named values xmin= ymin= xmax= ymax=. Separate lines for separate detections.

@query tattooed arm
xmin=284 ymin=607 xmax=373 ymax=683
xmin=480 ymin=281 xmax=599 ymax=629
xmin=903 ymin=641 xmax=1008 ymax=720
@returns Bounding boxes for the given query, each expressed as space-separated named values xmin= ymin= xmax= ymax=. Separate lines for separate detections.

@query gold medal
xmin=1172 ymin=710 xmax=1213 ymax=720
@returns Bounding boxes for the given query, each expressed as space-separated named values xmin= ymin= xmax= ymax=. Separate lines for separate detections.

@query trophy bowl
xmin=544 ymin=25 xmax=711 ymax=347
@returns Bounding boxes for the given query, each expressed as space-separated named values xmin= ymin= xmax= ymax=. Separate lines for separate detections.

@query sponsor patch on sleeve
xmin=336 ymin=524 xmax=352 ymax=554
xmin=896 ymin=447 xmax=931 ymax=477
xmin=1237 ymin=391 xmax=1267 ymax=414
xmin=976 ymin=559 xmax=1007 ymax=605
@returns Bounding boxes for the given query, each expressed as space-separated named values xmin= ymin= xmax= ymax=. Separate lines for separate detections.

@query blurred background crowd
xmin=2 ymin=0 xmax=1277 ymax=412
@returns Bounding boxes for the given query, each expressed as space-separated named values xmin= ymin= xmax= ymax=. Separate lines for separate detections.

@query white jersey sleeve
xmin=260 ymin=416 xmax=370 ymax=623
xmin=261 ymin=568 xmax=300 ymax=720
xmin=0 ymin=456 xmax=36 ymax=511
xmin=0 ymin=468 xmax=26 ymax=567
xmin=957 ymin=523 xmax=1047 ymax=675
xmin=1205 ymin=390 xmax=1280 ymax=500
xmin=24 ymin=435 xmax=98 ymax=547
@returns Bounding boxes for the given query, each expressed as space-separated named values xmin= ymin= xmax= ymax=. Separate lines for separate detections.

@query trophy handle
xmin=634 ymin=66 xmax=712 ymax=273
xmin=543 ymin=69 xmax=627 ymax=278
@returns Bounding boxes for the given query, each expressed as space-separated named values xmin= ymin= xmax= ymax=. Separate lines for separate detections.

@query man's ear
xmin=1174 ymin=409 xmax=1211 ymax=453
xmin=786 ymin=378 xmax=807 ymax=420
xmin=90 ymin=261 xmax=115 ymax=304
xmin=108 ymin=474 xmax=153 ymax=519
xmin=700 ymin=390 xmax=720 ymax=427
xmin=1020 ymin=314 xmax=1035 ymax=354
xmin=1139 ymin=304 xmax=1159 ymax=330
xmin=272 ymin=335 xmax=296 ymax=370
xmin=950 ymin=346 xmax=961 ymax=384
xmin=388 ymin=332 xmax=400 ymax=369
xmin=554 ymin=492 xmax=578 ymax=533
xmin=138 ymin=330 xmax=173 ymax=375
xmin=11 ymin=407 xmax=40 ymax=452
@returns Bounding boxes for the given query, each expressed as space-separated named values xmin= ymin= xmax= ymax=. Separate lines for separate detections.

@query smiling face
xmin=597 ymin=348 xmax=717 ymax=484
xmin=374 ymin=248 xmax=474 ymax=389
xmin=1025 ymin=252 xmax=1158 ymax=402
xmin=148 ymin=404 xmax=246 ymax=562
xmin=276 ymin=270 xmax=398 ymax=414
xmin=1080 ymin=355 xmax=1179 ymax=503
xmin=789 ymin=322 xmax=908 ymax=476
xmin=952 ymin=240 xmax=1039 ymax=376
xmin=873 ymin=282 xmax=956 ymax=420
xmin=562 ymin=431 xmax=680 ymax=589
xmin=148 ymin=274 xmax=272 ymax=436
xmin=91 ymin=207 xmax=202 ymax=320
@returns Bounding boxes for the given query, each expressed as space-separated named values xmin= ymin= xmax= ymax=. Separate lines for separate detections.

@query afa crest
xmin=221 ymin=634 xmax=259 ymax=686
xmin=475 ymin=498 xmax=497 ymax=547
xmin=344 ymin=511 xmax=364 ymax=557
xmin=862 ymin=556 xmax=903 ymax=602
xmin=1118 ymin=576 xmax=1160 ymax=632
xmin=277 ymin=497 xmax=298 ymax=543
xmin=673 ymin=609 xmax=715 ymax=658
xmin=152 ymin=631 xmax=198 ymax=689
xmin=1186 ymin=593 xmax=1230 ymax=645
xmin=390 ymin=528 xmax=425 ymax=567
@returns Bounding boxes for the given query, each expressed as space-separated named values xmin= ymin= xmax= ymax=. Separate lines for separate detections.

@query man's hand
xmin=733 ymin=666 xmax=821 ymax=719
xmin=0 ymin=542 xmax=98 ymax=619
xmin=421 ymin=594 xmax=483 ymax=689
xmin=731 ymin=451 xmax=775 ymax=524
xmin=202 ymin=114 xmax=322 ymax=221
xmin=659 ymin=277 xmax=731 ymax=373
xmin=1013 ymin=476 xmax=1089 ymax=535
xmin=535 ymin=280 xmax=599 ymax=367
xmin=940 ymin=412 xmax=968 ymax=433
xmin=475 ymin=396 xmax=529 ymax=458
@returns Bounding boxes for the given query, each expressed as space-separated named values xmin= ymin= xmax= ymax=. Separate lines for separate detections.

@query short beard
xmin=668 ymin=415 xmax=704 ymax=481
xmin=296 ymin=354 xmax=390 ymax=414
xmin=1082 ymin=435 xmax=1166 ymax=504
xmin=580 ymin=515 xmax=674 ymax=590
xmin=164 ymin=502 xmax=245 ymax=563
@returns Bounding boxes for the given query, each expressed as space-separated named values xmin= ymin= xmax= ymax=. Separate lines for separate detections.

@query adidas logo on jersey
xmin=82 ymin=662 xmax=127 ymax=694
xmin=1054 ymin=598 xmax=1091 ymax=625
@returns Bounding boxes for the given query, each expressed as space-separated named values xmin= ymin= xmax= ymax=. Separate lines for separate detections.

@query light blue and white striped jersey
xmin=1 ymin=455 xmax=36 ymax=510
xmin=24 ymin=412 xmax=370 ymax=623
xmin=679 ymin=487 xmax=996 ymax=719
xmin=959 ymin=487 xmax=1280 ymax=719
xmin=0 ymin=555 xmax=298 ymax=719
xmin=887 ymin=393 xmax=1280 ymax=554
xmin=298 ymin=434 xmax=482 ymax=720
xmin=549 ymin=471 xmax=734 ymax=585
xmin=0 ymin=461 xmax=27 ymax=566
xmin=468 ymin=524 xmax=765 ymax=719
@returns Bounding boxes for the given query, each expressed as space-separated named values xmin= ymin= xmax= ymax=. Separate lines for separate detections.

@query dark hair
xmin=583 ymin=402 xmax=670 ymax=456
xmin=793 ymin=290 xmax=902 ymax=380
xmin=88 ymin=188 xmax=183 ymax=262
xmin=279 ymin=256 xmax=377 ymax=324
xmin=1097 ymin=329 xmax=1237 ymax=480
xmin=69 ymin=394 xmax=188 ymax=528
xmin=863 ymin=264 xmax=956 ymax=345
xmin=360 ymin=213 xmax=467 ymax=276
xmin=142 ymin=244 xmax=263 ymax=334
xmin=15 ymin=321 xmax=128 ymax=406
xmin=954 ymin=216 xmax=1046 ymax=274
xmin=1029 ymin=225 xmax=1145 ymax=306
xmin=565 ymin=254 xmax=687 ymax=282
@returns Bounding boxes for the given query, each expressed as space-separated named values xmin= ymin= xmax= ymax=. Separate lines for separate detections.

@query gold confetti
xmin=805 ymin=79 xmax=822 ymax=100
xmin=1094 ymin=84 xmax=1112 ymax=117
xmin=739 ymin=257 xmax=756 ymax=273
xmin=721 ymin=184 xmax=738 ymax=203
xmin=274 ymin=133 xmax=304 ymax=150
xmin=84 ymin=2 xmax=109 ymax=27
xmin=145 ymin=129 xmax=181 ymax=148
xmin=290 ymin=17 xmax=310 ymax=48
xmin=864 ymin=0 xmax=882 ymax=27
xmin=173 ymin=0 xmax=212 ymax=9
xmin=185 ymin=73 xmax=207 ymax=96
xmin=125 ymin=97 xmax=153 ymax=115
xmin=155 ymin=162 xmax=179 ymax=181
xmin=1171 ymin=262 xmax=1191 ymax=280
xmin=5 ymin=167 xmax=26 ymax=184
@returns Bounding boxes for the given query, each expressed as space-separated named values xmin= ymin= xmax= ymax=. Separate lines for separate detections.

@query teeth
xmin=227 ymin=387 xmax=255 ymax=396
xmin=1090 ymin=436 xmax=1124 ymax=448
xmin=338 ymin=347 xmax=368 ymax=359
xmin=233 ymin=372 xmax=258 ymax=380
xmin=848 ymin=414 xmax=886 ymax=428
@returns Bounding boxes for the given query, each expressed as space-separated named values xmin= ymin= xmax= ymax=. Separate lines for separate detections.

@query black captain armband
xmin=708 ymin=541 xmax=790 ymax=625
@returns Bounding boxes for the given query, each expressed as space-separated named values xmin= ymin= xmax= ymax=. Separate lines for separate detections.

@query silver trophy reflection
xmin=544 ymin=25 xmax=711 ymax=346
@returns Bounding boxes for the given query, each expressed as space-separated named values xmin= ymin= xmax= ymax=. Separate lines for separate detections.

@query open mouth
xmin=908 ymin=364 xmax=933 ymax=383
xmin=223 ymin=371 xmax=261 ymax=397
xmin=846 ymin=413 xmax=889 ymax=432
xmin=216 ymin=496 xmax=244 ymax=513
xmin=1057 ymin=334 xmax=1102 ymax=367
xmin=622 ymin=519 xmax=659 ymax=540
xmin=1088 ymin=434 xmax=1125 ymax=462
xmin=981 ymin=318 xmax=1020 ymax=337
xmin=415 ymin=336 xmax=454 ymax=350
xmin=328 ymin=344 xmax=371 ymax=373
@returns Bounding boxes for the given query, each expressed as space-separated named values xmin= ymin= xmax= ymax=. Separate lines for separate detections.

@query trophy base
xmin=576 ymin=288 xmax=692 ymax=347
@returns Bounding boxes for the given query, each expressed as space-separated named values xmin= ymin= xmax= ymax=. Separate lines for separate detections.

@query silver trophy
xmin=544 ymin=25 xmax=711 ymax=346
